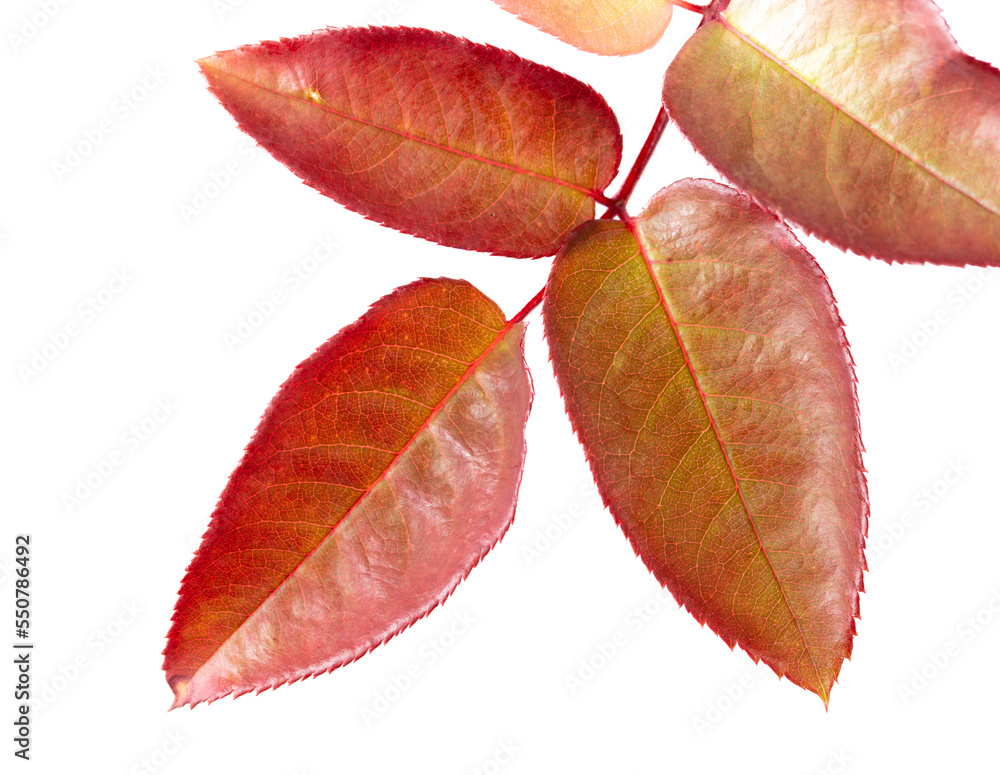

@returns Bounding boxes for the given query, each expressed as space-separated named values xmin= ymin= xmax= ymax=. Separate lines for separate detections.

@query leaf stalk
xmin=668 ymin=0 xmax=710 ymax=14
xmin=509 ymin=286 xmax=547 ymax=325
xmin=517 ymin=107 xmax=673 ymax=322
xmin=602 ymin=107 xmax=670 ymax=221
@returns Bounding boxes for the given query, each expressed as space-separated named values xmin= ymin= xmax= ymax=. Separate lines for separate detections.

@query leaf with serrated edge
xmin=491 ymin=0 xmax=673 ymax=56
xmin=664 ymin=0 xmax=1000 ymax=266
xmin=198 ymin=27 xmax=622 ymax=258
xmin=164 ymin=278 xmax=532 ymax=708
xmin=543 ymin=179 xmax=868 ymax=703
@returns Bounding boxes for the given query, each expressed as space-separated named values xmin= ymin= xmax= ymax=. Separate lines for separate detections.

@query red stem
xmin=509 ymin=285 xmax=546 ymax=326
xmin=602 ymin=107 xmax=670 ymax=220
xmin=669 ymin=0 xmax=709 ymax=13
xmin=515 ymin=108 xmax=672 ymax=322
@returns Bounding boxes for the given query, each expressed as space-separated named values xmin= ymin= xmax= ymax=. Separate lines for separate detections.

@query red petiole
xmin=511 ymin=108 xmax=671 ymax=324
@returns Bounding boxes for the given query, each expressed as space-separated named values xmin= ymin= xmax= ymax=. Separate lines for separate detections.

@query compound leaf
xmin=198 ymin=27 xmax=622 ymax=257
xmin=663 ymin=0 xmax=1000 ymax=266
xmin=544 ymin=179 xmax=868 ymax=703
xmin=165 ymin=278 xmax=532 ymax=708
xmin=491 ymin=0 xmax=673 ymax=56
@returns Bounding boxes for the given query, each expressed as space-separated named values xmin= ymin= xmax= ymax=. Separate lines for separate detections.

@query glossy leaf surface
xmin=491 ymin=0 xmax=672 ymax=55
xmin=544 ymin=179 xmax=868 ymax=702
xmin=165 ymin=279 xmax=532 ymax=708
xmin=663 ymin=0 xmax=1000 ymax=266
xmin=198 ymin=27 xmax=622 ymax=257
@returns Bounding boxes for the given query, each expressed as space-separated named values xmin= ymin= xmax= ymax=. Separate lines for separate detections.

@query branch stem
xmin=523 ymin=108 xmax=672 ymax=317
xmin=508 ymin=285 xmax=547 ymax=326
xmin=668 ymin=0 xmax=709 ymax=13
xmin=602 ymin=106 xmax=670 ymax=220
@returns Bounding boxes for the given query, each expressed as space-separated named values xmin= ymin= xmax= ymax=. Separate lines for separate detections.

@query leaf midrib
xmin=717 ymin=16 xmax=1000 ymax=220
xmin=201 ymin=62 xmax=609 ymax=204
xmin=628 ymin=220 xmax=826 ymax=698
xmin=177 ymin=314 xmax=522 ymax=699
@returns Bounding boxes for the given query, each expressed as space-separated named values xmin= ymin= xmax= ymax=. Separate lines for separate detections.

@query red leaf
xmin=198 ymin=27 xmax=622 ymax=257
xmin=491 ymin=0 xmax=674 ymax=56
xmin=543 ymin=179 xmax=868 ymax=703
xmin=164 ymin=278 xmax=532 ymax=708
xmin=663 ymin=0 xmax=1000 ymax=266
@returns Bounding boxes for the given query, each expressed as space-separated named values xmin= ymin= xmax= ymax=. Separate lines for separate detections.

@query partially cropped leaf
xmin=491 ymin=0 xmax=673 ymax=56
xmin=164 ymin=278 xmax=532 ymax=708
xmin=663 ymin=0 xmax=1000 ymax=266
xmin=198 ymin=27 xmax=622 ymax=258
xmin=544 ymin=179 xmax=868 ymax=702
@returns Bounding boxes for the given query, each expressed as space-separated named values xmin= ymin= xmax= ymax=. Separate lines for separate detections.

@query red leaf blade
xmin=491 ymin=0 xmax=674 ymax=55
xmin=164 ymin=279 xmax=532 ymax=708
xmin=198 ymin=27 xmax=622 ymax=257
xmin=663 ymin=0 xmax=1000 ymax=266
xmin=543 ymin=180 xmax=868 ymax=702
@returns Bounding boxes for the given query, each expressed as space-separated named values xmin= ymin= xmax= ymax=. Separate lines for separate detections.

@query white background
xmin=4 ymin=0 xmax=1000 ymax=772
